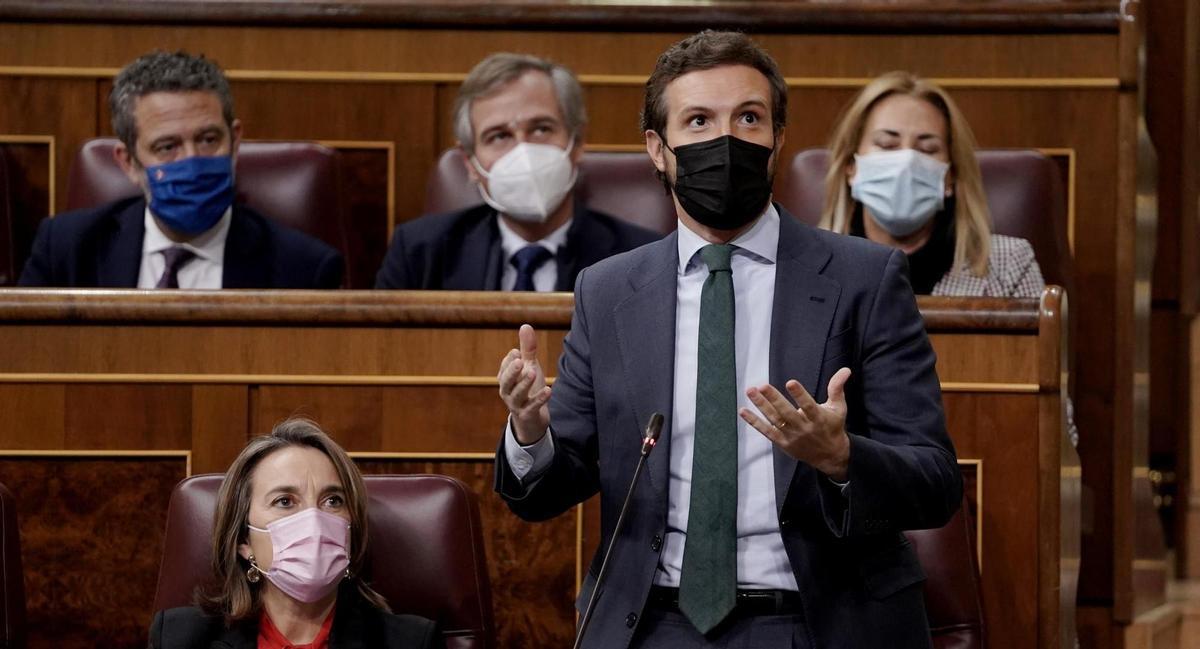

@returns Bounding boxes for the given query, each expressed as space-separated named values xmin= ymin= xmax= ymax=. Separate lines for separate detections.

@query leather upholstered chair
xmin=0 ymin=482 xmax=27 ymax=649
xmin=65 ymin=138 xmax=351 ymax=279
xmin=424 ymin=148 xmax=677 ymax=234
xmin=904 ymin=498 xmax=985 ymax=649
xmin=777 ymin=148 xmax=1073 ymax=292
xmin=153 ymin=474 xmax=495 ymax=649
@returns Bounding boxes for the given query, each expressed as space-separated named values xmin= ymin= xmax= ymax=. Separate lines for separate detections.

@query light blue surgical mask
xmin=145 ymin=155 xmax=235 ymax=235
xmin=850 ymin=149 xmax=949 ymax=237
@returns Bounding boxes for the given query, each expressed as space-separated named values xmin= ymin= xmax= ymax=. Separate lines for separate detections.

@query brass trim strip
xmin=0 ymin=66 xmax=1122 ymax=90
xmin=348 ymin=451 xmax=493 ymax=461
xmin=0 ymin=134 xmax=55 ymax=215
xmin=0 ymin=374 xmax=1037 ymax=392
xmin=0 ymin=373 xmax=503 ymax=385
xmin=0 ymin=449 xmax=192 ymax=476
xmin=1037 ymin=147 xmax=1077 ymax=254
xmin=315 ymin=139 xmax=397 ymax=239
xmin=958 ymin=458 xmax=984 ymax=570
xmin=586 ymin=143 xmax=648 ymax=153
xmin=576 ymin=505 xmax=585 ymax=599
xmin=940 ymin=382 xmax=1039 ymax=393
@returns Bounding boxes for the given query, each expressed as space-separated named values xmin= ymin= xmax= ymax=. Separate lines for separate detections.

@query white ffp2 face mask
xmin=472 ymin=140 xmax=577 ymax=223
xmin=850 ymin=148 xmax=950 ymax=237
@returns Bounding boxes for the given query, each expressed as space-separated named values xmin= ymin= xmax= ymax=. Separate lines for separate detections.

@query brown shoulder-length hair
xmin=198 ymin=417 xmax=389 ymax=622
xmin=820 ymin=71 xmax=992 ymax=276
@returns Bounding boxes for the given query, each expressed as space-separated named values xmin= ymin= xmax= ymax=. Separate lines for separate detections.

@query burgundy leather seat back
xmin=65 ymin=138 xmax=350 ymax=275
xmin=905 ymin=499 xmax=985 ymax=649
xmin=153 ymin=474 xmax=495 ymax=649
xmin=0 ymin=482 xmax=26 ymax=649
xmin=778 ymin=148 xmax=1073 ymax=291
xmin=424 ymin=148 xmax=677 ymax=234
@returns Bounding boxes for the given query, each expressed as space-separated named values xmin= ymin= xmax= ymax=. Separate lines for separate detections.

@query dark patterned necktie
xmin=155 ymin=246 xmax=196 ymax=289
xmin=679 ymin=243 xmax=738 ymax=634
xmin=511 ymin=244 xmax=554 ymax=291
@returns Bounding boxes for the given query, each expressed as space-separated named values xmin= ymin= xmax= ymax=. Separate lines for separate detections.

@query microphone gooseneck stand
xmin=571 ymin=412 xmax=664 ymax=649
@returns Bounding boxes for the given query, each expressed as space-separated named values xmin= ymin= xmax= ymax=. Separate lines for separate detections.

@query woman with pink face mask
xmin=821 ymin=71 xmax=1045 ymax=298
xmin=147 ymin=418 xmax=442 ymax=649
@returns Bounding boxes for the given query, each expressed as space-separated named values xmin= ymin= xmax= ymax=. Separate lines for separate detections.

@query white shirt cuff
xmin=504 ymin=419 xmax=554 ymax=482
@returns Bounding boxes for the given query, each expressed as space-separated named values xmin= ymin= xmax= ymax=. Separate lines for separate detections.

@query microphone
xmin=572 ymin=412 xmax=664 ymax=649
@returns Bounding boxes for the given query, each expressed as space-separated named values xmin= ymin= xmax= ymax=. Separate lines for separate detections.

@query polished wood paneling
xmin=0 ymin=456 xmax=187 ymax=649
xmin=356 ymin=459 xmax=576 ymax=649
xmin=0 ymin=140 xmax=52 ymax=285
xmin=0 ymin=290 xmax=1078 ymax=648
xmin=0 ymin=78 xmax=95 ymax=215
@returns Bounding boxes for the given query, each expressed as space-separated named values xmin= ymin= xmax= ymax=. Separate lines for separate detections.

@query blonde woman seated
xmin=148 ymin=418 xmax=443 ymax=649
xmin=821 ymin=71 xmax=1045 ymax=297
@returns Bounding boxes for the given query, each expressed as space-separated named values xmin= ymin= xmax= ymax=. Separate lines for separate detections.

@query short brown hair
xmin=640 ymin=30 xmax=788 ymax=140
xmin=199 ymin=417 xmax=388 ymax=622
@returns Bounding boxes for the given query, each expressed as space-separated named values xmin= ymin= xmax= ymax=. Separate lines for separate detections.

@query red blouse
xmin=257 ymin=607 xmax=335 ymax=649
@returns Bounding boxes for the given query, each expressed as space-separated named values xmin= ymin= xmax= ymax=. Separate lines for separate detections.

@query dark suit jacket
xmin=147 ymin=585 xmax=443 ymax=649
xmin=18 ymin=196 xmax=343 ymax=288
xmin=495 ymin=206 xmax=961 ymax=649
xmin=374 ymin=201 xmax=660 ymax=290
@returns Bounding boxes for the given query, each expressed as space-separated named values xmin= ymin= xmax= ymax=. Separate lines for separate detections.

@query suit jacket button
xmin=625 ymin=613 xmax=638 ymax=628
xmin=651 ymin=535 xmax=663 ymax=551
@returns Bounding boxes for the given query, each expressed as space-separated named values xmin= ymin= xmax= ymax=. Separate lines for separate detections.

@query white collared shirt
xmin=506 ymin=204 xmax=799 ymax=591
xmin=136 ymin=206 xmax=231 ymax=289
xmin=659 ymin=204 xmax=796 ymax=590
xmin=496 ymin=216 xmax=571 ymax=292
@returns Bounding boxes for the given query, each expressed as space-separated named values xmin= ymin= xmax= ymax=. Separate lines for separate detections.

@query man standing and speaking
xmin=495 ymin=31 xmax=961 ymax=648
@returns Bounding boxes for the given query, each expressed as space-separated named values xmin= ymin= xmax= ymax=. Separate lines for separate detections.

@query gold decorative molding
xmin=0 ymin=133 xmax=56 ymax=215
xmin=959 ymin=458 xmax=984 ymax=570
xmin=0 ymin=373 xmax=1038 ymax=393
xmin=348 ymin=451 xmax=493 ymax=461
xmin=0 ymin=66 xmax=1122 ymax=91
xmin=0 ymin=449 xmax=192 ymax=476
xmin=1038 ymin=147 xmax=1078 ymax=255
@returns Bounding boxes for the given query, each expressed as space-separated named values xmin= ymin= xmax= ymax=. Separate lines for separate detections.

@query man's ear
xmin=645 ymin=130 xmax=667 ymax=174
xmin=112 ymin=141 xmax=144 ymax=188
xmin=460 ymin=145 xmax=483 ymax=185
xmin=230 ymin=118 xmax=243 ymax=158
xmin=569 ymin=127 xmax=586 ymax=165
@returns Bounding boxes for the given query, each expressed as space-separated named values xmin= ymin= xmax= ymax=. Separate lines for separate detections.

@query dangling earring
xmin=246 ymin=554 xmax=262 ymax=584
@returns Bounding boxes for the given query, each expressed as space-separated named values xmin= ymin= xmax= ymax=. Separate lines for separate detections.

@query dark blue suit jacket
xmin=18 ymin=196 xmax=343 ymax=288
xmin=374 ymin=201 xmax=661 ymax=290
xmin=495 ymin=207 xmax=961 ymax=649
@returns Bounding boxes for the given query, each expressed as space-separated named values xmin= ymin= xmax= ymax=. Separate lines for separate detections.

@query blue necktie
xmin=511 ymin=245 xmax=554 ymax=291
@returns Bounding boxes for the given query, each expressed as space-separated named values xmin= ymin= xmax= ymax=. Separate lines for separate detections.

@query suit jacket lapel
xmin=769 ymin=209 xmax=840 ymax=513
xmin=210 ymin=619 xmax=256 ymax=649
xmin=446 ymin=214 xmax=502 ymax=290
xmin=555 ymin=202 xmax=616 ymax=291
xmin=613 ymin=233 xmax=678 ymax=496
xmin=222 ymin=206 xmax=269 ymax=288
xmin=97 ymin=199 xmax=146 ymax=288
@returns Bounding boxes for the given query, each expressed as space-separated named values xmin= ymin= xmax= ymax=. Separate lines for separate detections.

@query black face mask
xmin=666 ymin=134 xmax=775 ymax=231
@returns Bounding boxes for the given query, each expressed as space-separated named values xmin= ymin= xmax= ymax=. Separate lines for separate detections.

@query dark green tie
xmin=679 ymin=243 xmax=738 ymax=634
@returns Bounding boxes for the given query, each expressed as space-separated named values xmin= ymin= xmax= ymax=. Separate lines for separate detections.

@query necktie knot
xmin=156 ymin=246 xmax=196 ymax=289
xmin=511 ymin=244 xmax=554 ymax=291
xmin=699 ymin=244 xmax=733 ymax=273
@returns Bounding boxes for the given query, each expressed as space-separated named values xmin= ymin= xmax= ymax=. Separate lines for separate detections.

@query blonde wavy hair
xmin=820 ymin=71 xmax=991 ymax=276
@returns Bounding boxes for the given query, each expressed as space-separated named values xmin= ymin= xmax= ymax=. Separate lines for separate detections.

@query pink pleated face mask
xmin=248 ymin=507 xmax=351 ymax=603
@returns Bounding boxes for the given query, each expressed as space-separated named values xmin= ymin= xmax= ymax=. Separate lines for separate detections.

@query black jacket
xmin=374 ymin=201 xmax=660 ymax=290
xmin=18 ymin=196 xmax=343 ymax=288
xmin=147 ymin=586 xmax=442 ymax=649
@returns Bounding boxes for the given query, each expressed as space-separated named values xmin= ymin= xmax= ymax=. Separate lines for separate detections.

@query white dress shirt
xmin=497 ymin=216 xmax=572 ymax=292
xmin=507 ymin=204 xmax=799 ymax=591
xmin=136 ymin=207 xmax=231 ymax=289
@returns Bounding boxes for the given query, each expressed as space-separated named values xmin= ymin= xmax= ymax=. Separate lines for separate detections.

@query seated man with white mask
xmin=375 ymin=53 xmax=659 ymax=291
xmin=19 ymin=50 xmax=343 ymax=289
